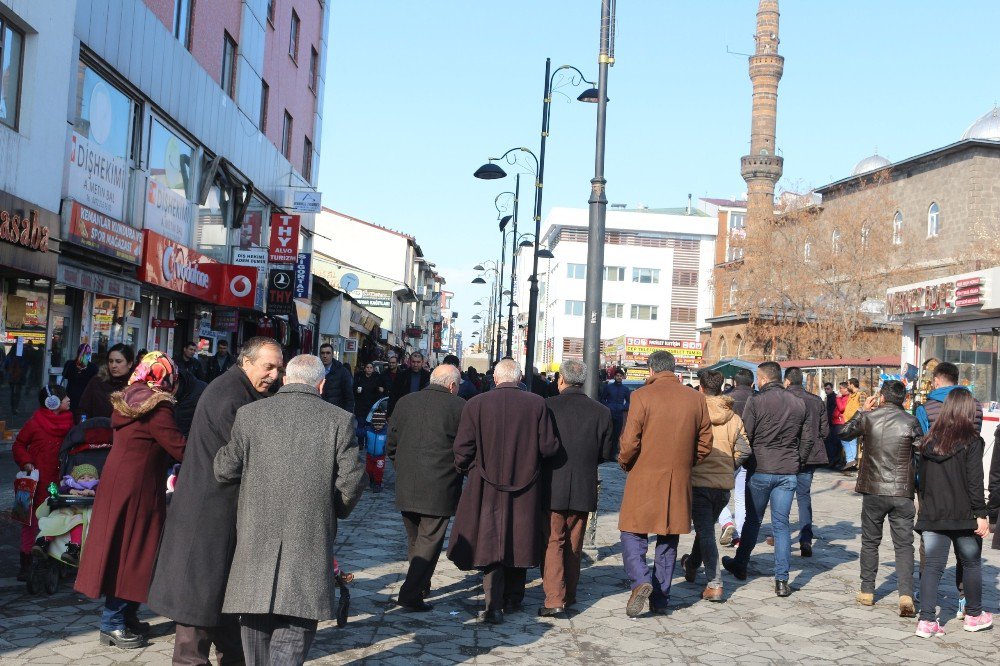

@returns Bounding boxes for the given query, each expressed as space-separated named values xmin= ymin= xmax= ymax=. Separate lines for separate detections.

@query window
xmin=309 ymin=47 xmax=319 ymax=92
xmin=892 ymin=211 xmax=903 ymax=245
xmin=281 ymin=111 xmax=292 ymax=159
xmin=259 ymin=80 xmax=269 ymax=131
xmin=289 ymin=10 xmax=300 ymax=61
xmin=302 ymin=136 xmax=312 ymax=180
xmin=221 ymin=33 xmax=237 ymax=98
xmin=565 ymin=300 xmax=584 ymax=316
xmin=630 ymin=305 xmax=658 ymax=320
xmin=927 ymin=202 xmax=940 ymax=237
xmin=267 ymin=0 xmax=276 ymax=25
xmin=728 ymin=279 xmax=738 ymax=309
xmin=671 ymin=306 xmax=696 ymax=323
xmin=831 ymin=229 xmax=842 ymax=254
xmin=603 ymin=266 xmax=625 ymax=281
xmin=173 ymin=0 xmax=192 ymax=48
xmin=672 ymin=269 xmax=698 ymax=287
xmin=861 ymin=223 xmax=871 ymax=249
xmin=803 ymin=241 xmax=812 ymax=262
xmin=726 ymin=212 xmax=747 ymax=262
xmin=0 ymin=17 xmax=25 ymax=129
xmin=632 ymin=268 xmax=660 ymax=284
xmin=603 ymin=303 xmax=624 ymax=318
xmin=566 ymin=263 xmax=586 ymax=279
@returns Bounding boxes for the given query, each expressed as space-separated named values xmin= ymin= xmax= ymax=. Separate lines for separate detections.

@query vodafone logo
xmin=160 ymin=243 xmax=209 ymax=288
xmin=230 ymin=274 xmax=252 ymax=298
xmin=162 ymin=246 xmax=175 ymax=281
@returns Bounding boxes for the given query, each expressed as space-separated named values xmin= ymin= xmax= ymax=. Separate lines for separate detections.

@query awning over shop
xmin=703 ymin=358 xmax=758 ymax=379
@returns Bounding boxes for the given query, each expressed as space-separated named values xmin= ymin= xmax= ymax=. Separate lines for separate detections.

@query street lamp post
xmin=474 ymin=60 xmax=596 ymax=390
xmin=582 ymin=0 xmax=615 ymax=400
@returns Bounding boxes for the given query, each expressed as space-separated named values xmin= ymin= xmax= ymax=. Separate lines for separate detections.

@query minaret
xmin=741 ymin=0 xmax=783 ymax=226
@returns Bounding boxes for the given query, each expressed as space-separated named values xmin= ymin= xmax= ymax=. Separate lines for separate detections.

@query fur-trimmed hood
xmin=111 ymin=383 xmax=176 ymax=422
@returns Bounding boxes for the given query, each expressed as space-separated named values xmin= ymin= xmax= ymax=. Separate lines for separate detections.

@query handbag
xmin=12 ymin=469 xmax=39 ymax=526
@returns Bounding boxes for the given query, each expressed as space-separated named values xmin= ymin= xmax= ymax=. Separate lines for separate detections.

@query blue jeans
xmin=620 ymin=532 xmax=678 ymax=609
xmin=733 ymin=472 xmax=797 ymax=581
xmin=919 ymin=531 xmax=983 ymax=622
xmin=796 ymin=467 xmax=815 ymax=546
xmin=101 ymin=596 xmax=139 ymax=632
xmin=842 ymin=438 xmax=858 ymax=464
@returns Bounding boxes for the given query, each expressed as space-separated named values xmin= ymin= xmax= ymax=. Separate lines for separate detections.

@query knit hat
xmin=70 ymin=464 xmax=99 ymax=480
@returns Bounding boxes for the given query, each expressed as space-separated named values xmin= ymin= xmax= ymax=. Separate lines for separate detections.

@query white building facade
xmin=518 ymin=206 xmax=717 ymax=370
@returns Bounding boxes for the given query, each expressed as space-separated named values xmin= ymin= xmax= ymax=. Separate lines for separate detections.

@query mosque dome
xmin=851 ymin=153 xmax=891 ymax=176
xmin=961 ymin=107 xmax=1000 ymax=141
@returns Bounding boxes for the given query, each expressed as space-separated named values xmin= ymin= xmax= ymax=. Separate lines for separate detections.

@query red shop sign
xmin=138 ymin=230 xmax=219 ymax=300
xmin=152 ymin=318 xmax=178 ymax=328
xmin=68 ymin=201 xmax=143 ymax=264
xmin=212 ymin=263 xmax=258 ymax=309
xmin=268 ymin=213 xmax=300 ymax=263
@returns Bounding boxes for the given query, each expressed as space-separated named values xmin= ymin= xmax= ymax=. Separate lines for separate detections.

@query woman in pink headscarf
xmin=75 ymin=351 xmax=187 ymax=649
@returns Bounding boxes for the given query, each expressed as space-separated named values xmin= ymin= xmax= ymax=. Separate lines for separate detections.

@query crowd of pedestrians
xmin=8 ymin=338 xmax=1000 ymax=664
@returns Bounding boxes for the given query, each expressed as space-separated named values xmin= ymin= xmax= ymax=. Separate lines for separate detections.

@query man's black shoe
xmin=99 ymin=629 xmax=147 ymax=649
xmin=482 ymin=609 xmax=504 ymax=625
xmin=537 ymin=606 xmax=564 ymax=618
xmin=397 ymin=599 xmax=433 ymax=612
xmin=680 ymin=554 xmax=696 ymax=583
xmin=721 ymin=556 xmax=747 ymax=581
xmin=800 ymin=542 xmax=813 ymax=558
xmin=775 ymin=580 xmax=791 ymax=597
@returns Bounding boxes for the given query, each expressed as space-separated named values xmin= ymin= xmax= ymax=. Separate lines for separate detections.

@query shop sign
xmin=215 ymin=264 xmax=258 ymax=309
xmin=354 ymin=289 xmax=392 ymax=309
xmin=0 ymin=191 xmax=59 ymax=277
xmin=292 ymin=190 xmax=322 ymax=214
xmin=294 ymin=252 xmax=312 ymax=299
xmin=433 ymin=321 xmax=443 ymax=352
xmin=212 ymin=308 xmax=239 ymax=332
xmin=57 ymin=263 xmax=142 ymax=301
xmin=621 ymin=337 xmax=704 ymax=364
xmin=67 ymin=131 xmax=127 ymax=221
xmin=152 ymin=318 xmax=178 ymax=328
xmin=344 ymin=339 xmax=358 ymax=353
xmin=232 ymin=248 xmax=267 ymax=312
xmin=239 ymin=210 xmax=263 ymax=249
xmin=267 ymin=268 xmax=294 ymax=315
xmin=143 ymin=178 xmax=195 ymax=244
xmin=268 ymin=213 xmax=300 ymax=263
xmin=138 ymin=229 xmax=218 ymax=301
xmin=1 ymin=207 xmax=50 ymax=254
xmin=67 ymin=201 xmax=143 ymax=264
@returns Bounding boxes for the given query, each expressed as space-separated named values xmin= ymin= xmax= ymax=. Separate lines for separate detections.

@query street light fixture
xmin=537 ymin=249 xmax=555 ymax=259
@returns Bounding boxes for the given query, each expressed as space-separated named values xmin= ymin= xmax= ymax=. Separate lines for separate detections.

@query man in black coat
xmin=173 ymin=369 xmax=207 ymax=437
xmin=174 ymin=340 xmax=206 ymax=382
xmin=319 ymin=343 xmax=355 ymax=413
xmin=539 ymin=359 xmax=614 ymax=617
xmin=784 ymin=367 xmax=829 ymax=558
xmin=148 ymin=337 xmax=283 ymax=665
xmin=204 ymin=339 xmax=236 ymax=383
xmin=388 ymin=351 xmax=430 ymax=415
xmin=386 ymin=364 xmax=466 ymax=612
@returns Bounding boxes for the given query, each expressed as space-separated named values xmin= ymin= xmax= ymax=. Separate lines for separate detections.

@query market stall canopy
xmin=703 ymin=358 xmax=758 ymax=379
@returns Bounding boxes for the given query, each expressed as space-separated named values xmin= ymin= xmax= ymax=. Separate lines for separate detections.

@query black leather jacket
xmin=841 ymin=403 xmax=922 ymax=497
xmin=786 ymin=384 xmax=829 ymax=466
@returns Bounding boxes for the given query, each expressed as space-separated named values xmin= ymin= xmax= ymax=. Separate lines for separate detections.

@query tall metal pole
xmin=506 ymin=173 xmax=520 ymax=358
xmin=524 ymin=58 xmax=552 ymax=392
xmin=582 ymin=0 xmax=613 ymax=400
xmin=495 ymin=240 xmax=507 ymax=365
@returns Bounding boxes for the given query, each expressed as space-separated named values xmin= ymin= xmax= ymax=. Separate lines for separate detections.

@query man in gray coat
xmin=387 ymin=364 xmax=466 ymax=612
xmin=214 ymin=354 xmax=365 ymax=666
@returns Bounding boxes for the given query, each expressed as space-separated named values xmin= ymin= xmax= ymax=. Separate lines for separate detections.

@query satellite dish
xmin=339 ymin=273 xmax=360 ymax=293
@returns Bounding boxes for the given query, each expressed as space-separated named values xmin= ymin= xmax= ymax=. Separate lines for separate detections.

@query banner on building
xmin=354 ymin=289 xmax=392 ymax=309
xmin=232 ymin=248 xmax=267 ymax=312
xmin=143 ymin=178 xmax=195 ymax=244
xmin=212 ymin=308 xmax=240 ymax=332
xmin=267 ymin=268 xmax=295 ymax=315
xmin=138 ymin=230 xmax=218 ymax=301
xmin=294 ymin=252 xmax=312 ymax=299
xmin=268 ymin=213 xmax=300 ymax=263
xmin=292 ymin=190 xmax=322 ymax=214
xmin=67 ymin=201 xmax=143 ymax=264
xmin=433 ymin=321 xmax=442 ymax=352
xmin=604 ymin=335 xmax=704 ymax=366
xmin=67 ymin=132 xmax=128 ymax=221
xmin=239 ymin=210 xmax=263 ymax=249
xmin=211 ymin=264 xmax=258 ymax=309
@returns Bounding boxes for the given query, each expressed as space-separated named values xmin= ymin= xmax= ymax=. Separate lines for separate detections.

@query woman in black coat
xmin=914 ymin=388 xmax=991 ymax=637
xmin=62 ymin=344 xmax=98 ymax=412
xmin=353 ymin=362 xmax=384 ymax=424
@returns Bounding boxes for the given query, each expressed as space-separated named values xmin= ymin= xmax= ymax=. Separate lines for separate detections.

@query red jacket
xmin=11 ymin=408 xmax=74 ymax=509
xmin=832 ymin=394 xmax=849 ymax=426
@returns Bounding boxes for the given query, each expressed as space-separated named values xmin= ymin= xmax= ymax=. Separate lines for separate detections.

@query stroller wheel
xmin=44 ymin=565 xmax=59 ymax=595
xmin=26 ymin=556 xmax=45 ymax=595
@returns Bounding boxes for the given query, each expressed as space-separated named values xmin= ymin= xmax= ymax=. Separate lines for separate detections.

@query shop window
xmin=0 ymin=16 xmax=24 ymax=130
xmin=2 ymin=279 xmax=51 ymax=423
xmin=222 ymin=32 xmax=237 ymax=98
xmin=919 ymin=329 xmax=998 ymax=403
xmin=196 ymin=173 xmax=233 ymax=261
xmin=74 ymin=62 xmax=134 ymax=161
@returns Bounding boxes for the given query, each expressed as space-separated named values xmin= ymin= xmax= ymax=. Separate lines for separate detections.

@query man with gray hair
xmin=448 ymin=359 xmax=560 ymax=624
xmin=539 ymin=359 xmax=615 ymax=617
xmin=214 ymin=354 xmax=365 ymax=665
xmin=387 ymin=364 xmax=467 ymax=612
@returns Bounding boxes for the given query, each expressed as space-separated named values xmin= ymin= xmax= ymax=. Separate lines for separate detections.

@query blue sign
xmin=294 ymin=252 xmax=311 ymax=299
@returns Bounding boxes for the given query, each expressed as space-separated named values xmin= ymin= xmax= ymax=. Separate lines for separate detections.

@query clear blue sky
xmin=320 ymin=1 xmax=1000 ymax=338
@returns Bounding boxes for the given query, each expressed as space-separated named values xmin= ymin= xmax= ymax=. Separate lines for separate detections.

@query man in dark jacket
xmin=319 ymin=343 xmax=355 ymax=413
xmin=600 ymin=369 xmax=631 ymax=446
xmin=839 ymin=380 xmax=922 ymax=617
xmin=204 ymin=339 xmax=236 ymax=383
xmin=386 ymin=364 xmax=466 ymax=612
xmin=148 ymin=337 xmax=283 ymax=665
xmin=726 ymin=368 xmax=755 ymax=418
xmin=447 ymin=359 xmax=559 ymax=624
xmin=540 ymin=359 xmax=615 ymax=617
xmin=174 ymin=341 xmax=205 ymax=382
xmin=784 ymin=367 xmax=828 ymax=558
xmin=381 ymin=355 xmax=401 ymax=394
xmin=173 ymin=370 xmax=207 ymax=436
xmin=723 ymin=362 xmax=808 ymax=597
xmin=388 ymin=352 xmax=430 ymax=415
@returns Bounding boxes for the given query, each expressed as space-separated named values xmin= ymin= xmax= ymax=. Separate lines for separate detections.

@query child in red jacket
xmin=12 ymin=385 xmax=74 ymax=581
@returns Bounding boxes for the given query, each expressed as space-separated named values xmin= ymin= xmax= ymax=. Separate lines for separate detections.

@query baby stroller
xmin=363 ymin=398 xmax=389 ymax=492
xmin=27 ymin=417 xmax=113 ymax=595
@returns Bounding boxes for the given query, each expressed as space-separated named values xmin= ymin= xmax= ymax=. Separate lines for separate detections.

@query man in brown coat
xmin=447 ymin=359 xmax=560 ymax=624
xmin=618 ymin=351 xmax=713 ymax=617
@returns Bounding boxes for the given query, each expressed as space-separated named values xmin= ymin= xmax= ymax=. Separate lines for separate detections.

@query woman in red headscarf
xmin=75 ymin=351 xmax=186 ymax=649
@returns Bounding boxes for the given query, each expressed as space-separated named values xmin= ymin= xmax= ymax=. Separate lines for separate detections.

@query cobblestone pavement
xmin=1 ymin=464 xmax=998 ymax=665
